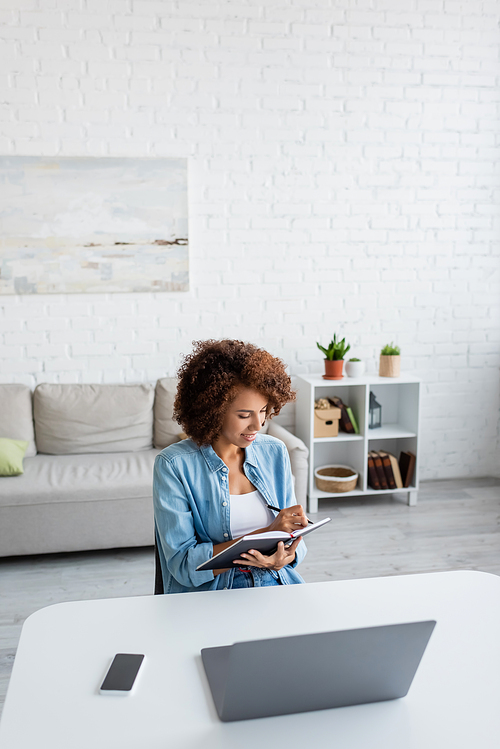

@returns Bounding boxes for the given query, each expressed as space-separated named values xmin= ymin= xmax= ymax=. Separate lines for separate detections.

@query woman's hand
xmin=233 ymin=537 xmax=302 ymax=571
xmin=266 ymin=504 xmax=309 ymax=534
xmin=212 ymin=504 xmax=308 ymax=575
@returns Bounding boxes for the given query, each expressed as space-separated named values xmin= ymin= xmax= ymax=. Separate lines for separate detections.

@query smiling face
xmin=216 ymin=386 xmax=268 ymax=451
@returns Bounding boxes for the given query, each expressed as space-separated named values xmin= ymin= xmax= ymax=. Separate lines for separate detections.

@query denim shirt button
xmin=224 ymin=532 xmax=229 ymax=538
xmin=222 ymin=501 xmax=227 ymax=507
xmin=221 ymin=467 xmax=228 ymax=473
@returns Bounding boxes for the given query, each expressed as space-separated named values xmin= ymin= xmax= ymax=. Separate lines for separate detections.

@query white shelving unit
xmin=295 ymin=374 xmax=421 ymax=513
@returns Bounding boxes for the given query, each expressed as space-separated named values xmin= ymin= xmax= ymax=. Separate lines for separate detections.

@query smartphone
xmin=99 ymin=653 xmax=145 ymax=696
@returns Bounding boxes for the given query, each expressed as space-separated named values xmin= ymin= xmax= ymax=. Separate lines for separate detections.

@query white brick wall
xmin=1 ymin=0 xmax=499 ymax=479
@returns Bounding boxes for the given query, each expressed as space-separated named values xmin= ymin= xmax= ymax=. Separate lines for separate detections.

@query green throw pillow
xmin=0 ymin=438 xmax=29 ymax=476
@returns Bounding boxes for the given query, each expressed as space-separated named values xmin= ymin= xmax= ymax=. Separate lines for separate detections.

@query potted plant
xmin=317 ymin=334 xmax=350 ymax=380
xmin=379 ymin=342 xmax=401 ymax=377
xmin=345 ymin=357 xmax=365 ymax=378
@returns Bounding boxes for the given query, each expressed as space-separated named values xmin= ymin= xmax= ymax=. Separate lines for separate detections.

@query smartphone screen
xmin=100 ymin=653 xmax=145 ymax=694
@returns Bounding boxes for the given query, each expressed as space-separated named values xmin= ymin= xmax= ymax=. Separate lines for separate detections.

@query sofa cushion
xmin=0 ymin=384 xmax=37 ymax=457
xmin=34 ymin=384 xmax=154 ymax=455
xmin=154 ymin=377 xmax=185 ymax=449
xmin=0 ymin=450 xmax=160 ymax=508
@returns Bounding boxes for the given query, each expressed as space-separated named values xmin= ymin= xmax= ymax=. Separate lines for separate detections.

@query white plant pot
xmin=344 ymin=360 xmax=365 ymax=378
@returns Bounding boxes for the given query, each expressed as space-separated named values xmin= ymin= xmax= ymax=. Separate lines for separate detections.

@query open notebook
xmin=196 ymin=517 xmax=331 ymax=572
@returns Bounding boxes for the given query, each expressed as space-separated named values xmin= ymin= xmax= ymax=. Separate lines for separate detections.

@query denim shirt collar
xmin=199 ymin=444 xmax=226 ymax=472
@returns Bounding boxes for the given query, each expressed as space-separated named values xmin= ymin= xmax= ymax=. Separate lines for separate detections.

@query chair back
xmin=154 ymin=533 xmax=164 ymax=595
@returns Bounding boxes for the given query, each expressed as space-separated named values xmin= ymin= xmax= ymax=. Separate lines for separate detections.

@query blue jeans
xmin=231 ymin=567 xmax=304 ymax=588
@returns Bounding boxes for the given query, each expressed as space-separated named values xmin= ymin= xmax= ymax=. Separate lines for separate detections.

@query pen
xmin=265 ymin=503 xmax=313 ymax=525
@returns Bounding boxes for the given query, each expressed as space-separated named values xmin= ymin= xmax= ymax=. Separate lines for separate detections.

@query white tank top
xmin=229 ymin=489 xmax=275 ymax=538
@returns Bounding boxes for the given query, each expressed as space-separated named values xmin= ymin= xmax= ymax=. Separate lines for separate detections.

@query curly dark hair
xmin=173 ymin=339 xmax=296 ymax=446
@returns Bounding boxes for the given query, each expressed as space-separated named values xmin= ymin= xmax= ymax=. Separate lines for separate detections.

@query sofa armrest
xmin=266 ymin=422 xmax=309 ymax=509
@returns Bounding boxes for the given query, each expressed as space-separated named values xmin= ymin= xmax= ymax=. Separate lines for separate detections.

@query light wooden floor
xmin=1 ymin=477 xmax=499 ymax=716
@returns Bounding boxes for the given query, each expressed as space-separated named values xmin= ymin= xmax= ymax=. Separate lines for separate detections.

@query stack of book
xmin=367 ymin=450 xmax=416 ymax=491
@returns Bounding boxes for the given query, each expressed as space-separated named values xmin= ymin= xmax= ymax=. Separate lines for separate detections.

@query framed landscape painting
xmin=0 ymin=156 xmax=188 ymax=294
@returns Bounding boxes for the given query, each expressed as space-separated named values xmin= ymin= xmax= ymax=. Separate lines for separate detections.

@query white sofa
xmin=0 ymin=380 xmax=308 ymax=557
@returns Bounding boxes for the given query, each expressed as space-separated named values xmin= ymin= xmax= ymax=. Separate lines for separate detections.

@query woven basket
xmin=314 ymin=465 xmax=358 ymax=493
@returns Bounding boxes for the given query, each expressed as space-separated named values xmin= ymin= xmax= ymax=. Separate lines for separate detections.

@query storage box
xmin=314 ymin=407 xmax=341 ymax=438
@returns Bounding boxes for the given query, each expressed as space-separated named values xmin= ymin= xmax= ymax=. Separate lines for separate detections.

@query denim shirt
xmin=153 ymin=433 xmax=307 ymax=594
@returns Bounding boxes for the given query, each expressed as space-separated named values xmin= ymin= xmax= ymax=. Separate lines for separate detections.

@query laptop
xmin=201 ymin=620 xmax=436 ymax=722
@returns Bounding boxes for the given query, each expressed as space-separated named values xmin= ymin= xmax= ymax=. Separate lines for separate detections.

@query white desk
xmin=1 ymin=571 xmax=499 ymax=749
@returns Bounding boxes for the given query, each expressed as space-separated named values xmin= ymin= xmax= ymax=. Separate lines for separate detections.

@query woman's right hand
xmin=266 ymin=504 xmax=309 ymax=534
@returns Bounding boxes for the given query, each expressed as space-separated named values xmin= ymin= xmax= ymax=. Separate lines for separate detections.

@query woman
xmin=153 ymin=339 xmax=308 ymax=594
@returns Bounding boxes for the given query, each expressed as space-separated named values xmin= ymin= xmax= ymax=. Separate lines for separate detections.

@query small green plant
xmin=348 ymin=357 xmax=361 ymax=362
xmin=381 ymin=342 xmax=401 ymax=356
xmin=317 ymin=334 xmax=351 ymax=361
